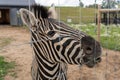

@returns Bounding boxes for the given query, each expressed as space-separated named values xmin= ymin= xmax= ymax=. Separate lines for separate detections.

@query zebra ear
xmin=48 ymin=4 xmax=58 ymax=19
xmin=19 ymin=8 xmax=36 ymax=27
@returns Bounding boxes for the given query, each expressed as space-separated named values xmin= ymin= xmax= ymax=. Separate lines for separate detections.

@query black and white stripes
xmin=19 ymin=4 xmax=102 ymax=80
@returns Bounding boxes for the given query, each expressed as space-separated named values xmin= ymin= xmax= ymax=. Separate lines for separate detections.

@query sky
xmin=35 ymin=0 xmax=103 ymax=6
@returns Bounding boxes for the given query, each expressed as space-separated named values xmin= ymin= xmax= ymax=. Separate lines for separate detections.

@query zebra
xmin=19 ymin=4 xmax=102 ymax=80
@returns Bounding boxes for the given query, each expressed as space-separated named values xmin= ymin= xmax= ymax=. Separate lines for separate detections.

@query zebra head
xmin=19 ymin=5 xmax=102 ymax=68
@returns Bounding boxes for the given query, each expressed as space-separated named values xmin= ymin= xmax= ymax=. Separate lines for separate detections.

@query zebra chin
xmin=83 ymin=56 xmax=102 ymax=68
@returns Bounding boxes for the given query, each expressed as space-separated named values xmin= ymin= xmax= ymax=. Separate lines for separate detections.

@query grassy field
xmin=0 ymin=57 xmax=15 ymax=80
xmin=70 ymin=24 xmax=120 ymax=51
xmin=56 ymin=7 xmax=96 ymax=24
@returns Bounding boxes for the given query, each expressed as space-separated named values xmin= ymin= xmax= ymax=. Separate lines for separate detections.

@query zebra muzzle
xmin=94 ymin=57 xmax=101 ymax=63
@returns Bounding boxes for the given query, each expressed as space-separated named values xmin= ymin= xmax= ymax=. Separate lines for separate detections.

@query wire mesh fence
xmin=0 ymin=0 xmax=120 ymax=80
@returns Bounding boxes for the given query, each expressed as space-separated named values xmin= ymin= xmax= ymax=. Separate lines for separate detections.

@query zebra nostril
xmin=85 ymin=47 xmax=93 ymax=55
xmin=95 ymin=57 xmax=101 ymax=63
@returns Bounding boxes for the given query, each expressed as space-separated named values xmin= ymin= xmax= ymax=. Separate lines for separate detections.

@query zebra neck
xmin=32 ymin=45 xmax=67 ymax=80
xmin=32 ymin=56 xmax=67 ymax=80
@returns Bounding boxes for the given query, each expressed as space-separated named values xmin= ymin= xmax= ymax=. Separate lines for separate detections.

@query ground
xmin=0 ymin=25 xmax=120 ymax=80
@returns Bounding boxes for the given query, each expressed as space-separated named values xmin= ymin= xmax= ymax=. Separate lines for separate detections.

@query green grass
xmin=100 ymin=25 xmax=120 ymax=51
xmin=70 ymin=24 xmax=120 ymax=51
xmin=0 ymin=56 xmax=15 ymax=80
xmin=55 ymin=7 xmax=96 ymax=24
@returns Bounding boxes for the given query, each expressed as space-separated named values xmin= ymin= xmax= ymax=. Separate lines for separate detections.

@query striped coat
xmin=19 ymin=5 xmax=102 ymax=80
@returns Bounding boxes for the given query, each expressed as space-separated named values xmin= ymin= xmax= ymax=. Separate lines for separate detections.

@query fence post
xmin=97 ymin=5 xmax=101 ymax=42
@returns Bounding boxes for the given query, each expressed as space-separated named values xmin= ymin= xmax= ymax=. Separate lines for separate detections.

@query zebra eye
xmin=47 ymin=30 xmax=56 ymax=37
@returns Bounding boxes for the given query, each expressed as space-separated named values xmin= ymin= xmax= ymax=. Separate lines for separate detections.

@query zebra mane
xmin=31 ymin=4 xmax=49 ymax=19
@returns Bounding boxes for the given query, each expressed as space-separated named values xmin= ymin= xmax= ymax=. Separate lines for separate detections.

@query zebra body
xmin=19 ymin=5 xmax=102 ymax=80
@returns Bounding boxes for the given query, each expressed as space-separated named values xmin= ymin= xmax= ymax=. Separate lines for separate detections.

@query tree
xmin=117 ymin=0 xmax=120 ymax=4
xmin=101 ymin=0 xmax=118 ymax=9
xmin=79 ymin=0 xmax=84 ymax=7
xmin=86 ymin=4 xmax=98 ymax=8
